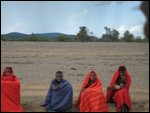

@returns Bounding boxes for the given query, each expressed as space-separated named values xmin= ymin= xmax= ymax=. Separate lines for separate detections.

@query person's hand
xmin=40 ymin=104 xmax=46 ymax=107
xmin=114 ymin=85 xmax=120 ymax=89
xmin=107 ymin=85 xmax=114 ymax=90
xmin=107 ymin=86 xmax=111 ymax=91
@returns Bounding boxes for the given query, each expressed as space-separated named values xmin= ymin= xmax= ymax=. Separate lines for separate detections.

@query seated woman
xmin=1 ymin=67 xmax=16 ymax=81
xmin=106 ymin=66 xmax=131 ymax=112
xmin=42 ymin=71 xmax=73 ymax=112
xmin=1 ymin=66 xmax=23 ymax=112
xmin=76 ymin=70 xmax=109 ymax=112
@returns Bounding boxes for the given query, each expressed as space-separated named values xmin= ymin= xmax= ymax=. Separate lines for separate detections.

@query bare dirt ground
xmin=1 ymin=42 xmax=149 ymax=112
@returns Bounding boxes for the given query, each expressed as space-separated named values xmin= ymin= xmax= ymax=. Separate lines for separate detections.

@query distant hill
xmin=1 ymin=32 xmax=75 ymax=41
xmin=1 ymin=32 xmax=29 ymax=41
xmin=35 ymin=33 xmax=74 ymax=38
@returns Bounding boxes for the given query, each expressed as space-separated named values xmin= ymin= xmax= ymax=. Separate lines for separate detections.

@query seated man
xmin=1 ymin=66 xmax=23 ymax=112
xmin=42 ymin=71 xmax=73 ymax=112
xmin=76 ymin=70 xmax=109 ymax=112
xmin=106 ymin=66 xmax=132 ymax=112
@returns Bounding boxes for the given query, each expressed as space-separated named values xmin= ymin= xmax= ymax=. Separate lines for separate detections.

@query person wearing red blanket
xmin=1 ymin=66 xmax=23 ymax=112
xmin=106 ymin=66 xmax=131 ymax=112
xmin=76 ymin=70 xmax=109 ymax=112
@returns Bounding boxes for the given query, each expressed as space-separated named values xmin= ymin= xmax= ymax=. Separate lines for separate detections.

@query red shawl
xmin=76 ymin=70 xmax=109 ymax=112
xmin=106 ymin=66 xmax=132 ymax=111
xmin=1 ymin=67 xmax=23 ymax=112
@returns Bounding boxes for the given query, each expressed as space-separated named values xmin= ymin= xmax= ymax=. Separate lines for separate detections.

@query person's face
xmin=120 ymin=70 xmax=124 ymax=77
xmin=56 ymin=73 xmax=63 ymax=82
xmin=89 ymin=72 xmax=96 ymax=81
xmin=5 ymin=68 xmax=12 ymax=76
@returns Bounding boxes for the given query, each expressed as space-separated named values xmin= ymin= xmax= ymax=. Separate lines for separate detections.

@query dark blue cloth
xmin=43 ymin=79 xmax=73 ymax=112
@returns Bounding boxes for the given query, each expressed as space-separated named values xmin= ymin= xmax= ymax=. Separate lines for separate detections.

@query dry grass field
xmin=1 ymin=42 xmax=149 ymax=112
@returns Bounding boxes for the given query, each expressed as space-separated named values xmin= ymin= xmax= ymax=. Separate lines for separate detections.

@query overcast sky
xmin=1 ymin=1 xmax=146 ymax=38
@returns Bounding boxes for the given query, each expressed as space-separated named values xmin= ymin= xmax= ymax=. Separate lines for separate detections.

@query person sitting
xmin=41 ymin=71 xmax=73 ymax=112
xmin=76 ymin=70 xmax=109 ymax=112
xmin=1 ymin=66 xmax=23 ymax=112
xmin=106 ymin=66 xmax=132 ymax=112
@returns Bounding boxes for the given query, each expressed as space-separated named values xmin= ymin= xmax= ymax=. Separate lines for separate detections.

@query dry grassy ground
xmin=1 ymin=42 xmax=149 ymax=112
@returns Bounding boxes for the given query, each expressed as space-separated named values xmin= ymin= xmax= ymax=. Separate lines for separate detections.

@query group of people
xmin=1 ymin=65 xmax=132 ymax=112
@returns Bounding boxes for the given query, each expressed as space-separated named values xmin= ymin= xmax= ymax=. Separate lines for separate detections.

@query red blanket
xmin=106 ymin=66 xmax=132 ymax=112
xmin=1 ymin=67 xmax=23 ymax=112
xmin=76 ymin=70 xmax=109 ymax=112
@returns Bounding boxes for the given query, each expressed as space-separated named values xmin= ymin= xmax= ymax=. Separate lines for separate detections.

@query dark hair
xmin=91 ymin=71 xmax=95 ymax=74
xmin=56 ymin=71 xmax=63 ymax=74
xmin=119 ymin=66 xmax=126 ymax=72
xmin=6 ymin=67 xmax=13 ymax=72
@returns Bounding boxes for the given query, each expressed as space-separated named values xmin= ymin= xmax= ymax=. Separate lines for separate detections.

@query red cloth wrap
xmin=1 ymin=67 xmax=23 ymax=112
xmin=106 ymin=66 xmax=132 ymax=111
xmin=76 ymin=70 xmax=109 ymax=112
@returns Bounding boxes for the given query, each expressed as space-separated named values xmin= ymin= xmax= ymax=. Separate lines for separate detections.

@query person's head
xmin=5 ymin=67 xmax=13 ymax=76
xmin=89 ymin=71 xmax=96 ymax=81
xmin=119 ymin=66 xmax=126 ymax=76
xmin=55 ymin=71 xmax=63 ymax=82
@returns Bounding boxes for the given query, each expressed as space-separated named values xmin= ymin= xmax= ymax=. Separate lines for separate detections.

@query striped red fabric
xmin=76 ymin=70 xmax=109 ymax=112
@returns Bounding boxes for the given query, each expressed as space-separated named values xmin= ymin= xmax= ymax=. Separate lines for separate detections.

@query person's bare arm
xmin=107 ymin=85 xmax=115 ymax=90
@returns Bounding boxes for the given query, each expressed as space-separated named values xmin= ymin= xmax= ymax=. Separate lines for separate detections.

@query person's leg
xmin=124 ymin=104 xmax=128 ymax=112
xmin=109 ymin=90 xmax=116 ymax=103
xmin=121 ymin=104 xmax=124 ymax=112
xmin=121 ymin=104 xmax=128 ymax=112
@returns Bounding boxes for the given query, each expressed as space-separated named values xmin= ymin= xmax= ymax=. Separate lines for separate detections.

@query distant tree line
xmin=75 ymin=26 xmax=148 ymax=43
xmin=1 ymin=26 xmax=148 ymax=43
